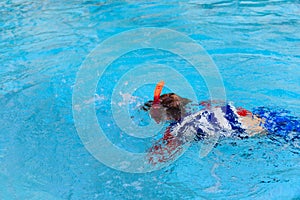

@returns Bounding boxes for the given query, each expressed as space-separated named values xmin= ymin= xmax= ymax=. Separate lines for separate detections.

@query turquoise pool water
xmin=1 ymin=0 xmax=300 ymax=199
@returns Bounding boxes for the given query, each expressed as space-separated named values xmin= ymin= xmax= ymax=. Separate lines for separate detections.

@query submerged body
xmin=147 ymin=101 xmax=300 ymax=164
xmin=144 ymin=82 xmax=300 ymax=164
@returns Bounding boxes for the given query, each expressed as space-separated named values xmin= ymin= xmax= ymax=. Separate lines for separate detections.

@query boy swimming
xmin=143 ymin=81 xmax=300 ymax=164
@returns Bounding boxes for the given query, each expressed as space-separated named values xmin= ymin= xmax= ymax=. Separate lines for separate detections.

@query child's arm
xmin=147 ymin=127 xmax=185 ymax=165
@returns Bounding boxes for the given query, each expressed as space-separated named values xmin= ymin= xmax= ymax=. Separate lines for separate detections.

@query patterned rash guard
xmin=167 ymin=103 xmax=250 ymax=143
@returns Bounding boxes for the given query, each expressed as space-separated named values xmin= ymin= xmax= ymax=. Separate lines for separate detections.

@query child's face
xmin=150 ymin=104 xmax=166 ymax=124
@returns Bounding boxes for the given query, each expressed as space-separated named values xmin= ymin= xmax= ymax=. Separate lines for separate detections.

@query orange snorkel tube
xmin=150 ymin=81 xmax=165 ymax=124
xmin=153 ymin=81 xmax=165 ymax=104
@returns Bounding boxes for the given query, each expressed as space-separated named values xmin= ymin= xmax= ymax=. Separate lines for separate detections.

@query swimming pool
xmin=1 ymin=0 xmax=300 ymax=199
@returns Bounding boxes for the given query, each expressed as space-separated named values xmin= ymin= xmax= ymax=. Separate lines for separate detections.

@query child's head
xmin=148 ymin=81 xmax=191 ymax=123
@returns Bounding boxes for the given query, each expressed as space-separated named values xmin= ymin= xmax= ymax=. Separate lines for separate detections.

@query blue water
xmin=1 ymin=0 xmax=300 ymax=199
